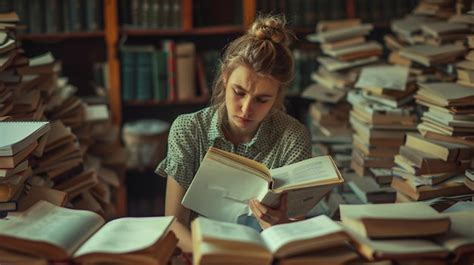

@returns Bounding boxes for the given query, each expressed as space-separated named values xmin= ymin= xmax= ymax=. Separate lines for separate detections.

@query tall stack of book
xmin=304 ymin=19 xmax=382 ymax=170
xmin=80 ymin=104 xmax=126 ymax=217
xmin=0 ymin=121 xmax=50 ymax=217
xmin=0 ymin=12 xmax=125 ymax=218
xmin=385 ymin=6 xmax=474 ymax=209
xmin=391 ymin=83 xmax=474 ymax=207
xmin=349 ymin=65 xmax=418 ymax=181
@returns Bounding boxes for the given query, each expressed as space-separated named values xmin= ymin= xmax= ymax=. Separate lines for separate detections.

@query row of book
xmin=119 ymin=0 xmax=182 ymax=29
xmin=120 ymin=41 xmax=212 ymax=102
xmin=0 ymin=12 xmax=126 ymax=219
xmin=258 ymin=0 xmax=418 ymax=28
xmin=0 ymin=198 xmax=472 ymax=264
xmin=192 ymin=202 xmax=474 ymax=265
xmin=7 ymin=0 xmax=103 ymax=34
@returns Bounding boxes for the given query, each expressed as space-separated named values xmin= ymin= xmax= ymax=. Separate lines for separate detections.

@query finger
xmin=279 ymin=193 xmax=288 ymax=211
xmin=250 ymin=200 xmax=275 ymax=224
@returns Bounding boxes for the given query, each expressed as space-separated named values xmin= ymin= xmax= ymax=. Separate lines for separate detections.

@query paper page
xmin=0 ymin=121 xmax=50 ymax=156
xmin=270 ymin=156 xmax=340 ymax=191
xmin=261 ymin=215 xmax=343 ymax=253
xmin=355 ymin=65 xmax=409 ymax=91
xmin=74 ymin=216 xmax=174 ymax=257
xmin=196 ymin=217 xmax=266 ymax=247
xmin=182 ymin=154 xmax=269 ymax=222
xmin=0 ymin=201 xmax=104 ymax=256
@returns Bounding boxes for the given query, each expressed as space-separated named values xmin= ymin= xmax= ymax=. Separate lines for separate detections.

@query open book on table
xmin=0 ymin=200 xmax=177 ymax=264
xmin=182 ymin=147 xmax=344 ymax=222
xmin=191 ymin=215 xmax=351 ymax=265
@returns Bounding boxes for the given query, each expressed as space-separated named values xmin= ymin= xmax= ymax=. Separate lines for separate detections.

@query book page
xmin=261 ymin=215 xmax=344 ymax=254
xmin=182 ymin=154 xmax=269 ymax=223
xmin=74 ymin=216 xmax=174 ymax=257
xmin=270 ymin=156 xmax=340 ymax=191
xmin=355 ymin=65 xmax=409 ymax=91
xmin=0 ymin=201 xmax=104 ymax=256
xmin=196 ymin=217 xmax=266 ymax=248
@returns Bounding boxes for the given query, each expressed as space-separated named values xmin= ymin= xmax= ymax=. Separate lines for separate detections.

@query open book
xmin=0 ymin=201 xmax=177 ymax=264
xmin=182 ymin=147 xmax=344 ymax=222
xmin=191 ymin=215 xmax=351 ymax=265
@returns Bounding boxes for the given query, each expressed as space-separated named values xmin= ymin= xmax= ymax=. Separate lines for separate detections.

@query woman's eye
xmin=234 ymin=90 xmax=245 ymax=96
xmin=256 ymin=98 xmax=269 ymax=103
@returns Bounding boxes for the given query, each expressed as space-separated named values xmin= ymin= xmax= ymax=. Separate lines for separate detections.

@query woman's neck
xmin=222 ymin=121 xmax=257 ymax=146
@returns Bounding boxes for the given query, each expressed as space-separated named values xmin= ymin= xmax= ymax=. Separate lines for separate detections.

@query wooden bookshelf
xmin=124 ymin=96 xmax=210 ymax=107
xmin=17 ymin=31 xmax=105 ymax=41
xmin=121 ymin=25 xmax=244 ymax=37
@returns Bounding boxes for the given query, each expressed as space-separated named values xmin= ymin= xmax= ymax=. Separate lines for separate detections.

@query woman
xmin=155 ymin=15 xmax=311 ymax=252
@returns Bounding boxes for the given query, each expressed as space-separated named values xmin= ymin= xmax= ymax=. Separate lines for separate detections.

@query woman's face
xmin=224 ymin=65 xmax=280 ymax=137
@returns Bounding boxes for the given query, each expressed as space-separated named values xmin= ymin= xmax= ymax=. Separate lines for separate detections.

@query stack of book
xmin=302 ymin=84 xmax=352 ymax=169
xmin=348 ymin=65 xmax=418 ymax=184
xmin=0 ymin=121 xmax=51 ymax=217
xmin=0 ymin=12 xmax=125 ymax=218
xmin=79 ymin=104 xmax=126 ymax=217
xmin=307 ymin=19 xmax=382 ymax=70
xmin=390 ymin=82 xmax=474 ymax=205
xmin=304 ymin=19 xmax=383 ymax=170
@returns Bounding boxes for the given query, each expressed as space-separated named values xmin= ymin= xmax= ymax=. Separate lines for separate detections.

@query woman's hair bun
xmin=248 ymin=15 xmax=290 ymax=45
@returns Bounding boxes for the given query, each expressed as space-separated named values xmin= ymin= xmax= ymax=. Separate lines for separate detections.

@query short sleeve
xmin=155 ymin=115 xmax=197 ymax=190
xmin=282 ymin=123 xmax=312 ymax=165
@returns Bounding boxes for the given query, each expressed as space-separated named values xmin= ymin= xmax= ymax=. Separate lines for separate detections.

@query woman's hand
xmin=249 ymin=193 xmax=289 ymax=230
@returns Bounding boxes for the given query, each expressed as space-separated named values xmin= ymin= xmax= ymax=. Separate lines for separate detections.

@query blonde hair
xmin=210 ymin=14 xmax=294 ymax=112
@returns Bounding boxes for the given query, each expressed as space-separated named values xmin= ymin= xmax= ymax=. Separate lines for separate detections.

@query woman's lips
xmin=236 ymin=116 xmax=252 ymax=123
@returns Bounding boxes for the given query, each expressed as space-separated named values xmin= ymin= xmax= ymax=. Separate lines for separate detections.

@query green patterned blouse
xmin=155 ymin=106 xmax=312 ymax=190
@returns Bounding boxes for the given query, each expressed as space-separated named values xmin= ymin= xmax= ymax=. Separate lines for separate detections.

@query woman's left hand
xmin=249 ymin=193 xmax=289 ymax=230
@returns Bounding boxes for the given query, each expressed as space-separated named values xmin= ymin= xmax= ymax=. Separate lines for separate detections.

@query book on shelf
xmin=182 ymin=147 xmax=344 ymax=223
xmin=191 ymin=215 xmax=351 ymax=265
xmin=0 ymin=200 xmax=177 ymax=263
xmin=340 ymin=202 xmax=451 ymax=239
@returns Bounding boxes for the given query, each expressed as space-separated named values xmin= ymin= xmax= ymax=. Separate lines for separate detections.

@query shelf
xmin=17 ymin=31 xmax=106 ymax=41
xmin=124 ymin=96 xmax=210 ymax=107
xmin=120 ymin=25 xmax=244 ymax=37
